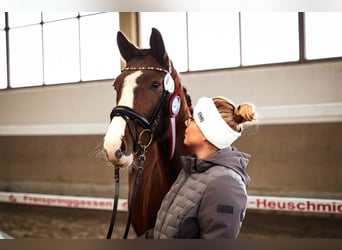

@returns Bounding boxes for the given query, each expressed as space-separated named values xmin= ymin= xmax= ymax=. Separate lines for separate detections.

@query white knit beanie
xmin=193 ymin=97 xmax=241 ymax=149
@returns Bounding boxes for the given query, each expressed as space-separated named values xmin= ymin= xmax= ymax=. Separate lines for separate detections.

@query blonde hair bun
xmin=234 ymin=103 xmax=255 ymax=124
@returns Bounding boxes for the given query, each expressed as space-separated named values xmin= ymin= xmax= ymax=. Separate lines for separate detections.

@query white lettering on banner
xmin=1 ymin=192 xmax=342 ymax=214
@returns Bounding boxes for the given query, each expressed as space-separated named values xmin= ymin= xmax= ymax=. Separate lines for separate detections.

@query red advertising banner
xmin=1 ymin=192 xmax=341 ymax=214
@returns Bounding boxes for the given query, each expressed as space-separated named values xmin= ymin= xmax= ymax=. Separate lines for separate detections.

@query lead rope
xmin=106 ymin=166 xmax=120 ymax=239
xmin=123 ymin=146 xmax=147 ymax=239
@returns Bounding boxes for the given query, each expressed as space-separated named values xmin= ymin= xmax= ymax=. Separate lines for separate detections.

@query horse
xmin=103 ymin=28 xmax=193 ymax=237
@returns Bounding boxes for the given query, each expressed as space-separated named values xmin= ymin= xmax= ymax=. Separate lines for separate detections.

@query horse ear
xmin=150 ymin=28 xmax=170 ymax=68
xmin=117 ymin=31 xmax=139 ymax=62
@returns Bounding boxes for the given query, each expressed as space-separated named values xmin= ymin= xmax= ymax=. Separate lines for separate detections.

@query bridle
xmin=106 ymin=65 xmax=179 ymax=239
xmin=109 ymin=67 xmax=170 ymax=154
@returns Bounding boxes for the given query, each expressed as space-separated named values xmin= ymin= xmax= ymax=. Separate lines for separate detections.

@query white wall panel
xmin=0 ymin=61 xmax=341 ymax=134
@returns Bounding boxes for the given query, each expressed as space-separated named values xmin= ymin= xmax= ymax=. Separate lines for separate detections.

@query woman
xmin=142 ymin=96 xmax=256 ymax=239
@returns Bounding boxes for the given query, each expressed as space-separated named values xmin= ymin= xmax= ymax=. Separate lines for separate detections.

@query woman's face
xmin=184 ymin=117 xmax=206 ymax=149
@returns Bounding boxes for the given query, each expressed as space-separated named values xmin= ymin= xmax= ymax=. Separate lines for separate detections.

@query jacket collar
xmin=181 ymin=147 xmax=251 ymax=185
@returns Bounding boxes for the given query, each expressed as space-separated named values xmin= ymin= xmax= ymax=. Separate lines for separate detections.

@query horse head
xmin=103 ymin=28 xmax=192 ymax=169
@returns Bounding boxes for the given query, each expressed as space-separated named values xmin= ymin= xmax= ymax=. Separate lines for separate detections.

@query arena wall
xmin=1 ymin=60 xmax=341 ymax=201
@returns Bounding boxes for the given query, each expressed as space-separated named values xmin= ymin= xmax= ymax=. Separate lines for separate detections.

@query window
xmin=139 ymin=12 xmax=188 ymax=72
xmin=80 ymin=12 xmax=120 ymax=81
xmin=9 ymin=24 xmax=43 ymax=87
xmin=8 ymin=12 xmax=41 ymax=27
xmin=240 ymin=12 xmax=299 ymax=66
xmin=1 ymin=12 xmax=341 ymax=90
xmin=42 ymin=12 xmax=81 ymax=84
xmin=305 ymin=12 xmax=342 ymax=60
xmin=1 ymin=12 xmax=120 ymax=89
xmin=0 ymin=14 xmax=4 ymax=28
xmin=140 ymin=12 xmax=302 ymax=72
xmin=42 ymin=12 xmax=78 ymax=22
xmin=187 ymin=12 xmax=240 ymax=70
xmin=8 ymin=13 xmax=44 ymax=87
xmin=43 ymin=18 xmax=80 ymax=84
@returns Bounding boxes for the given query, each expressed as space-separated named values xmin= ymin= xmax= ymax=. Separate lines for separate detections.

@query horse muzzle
xmin=103 ymin=139 xmax=133 ymax=168
xmin=103 ymin=116 xmax=134 ymax=168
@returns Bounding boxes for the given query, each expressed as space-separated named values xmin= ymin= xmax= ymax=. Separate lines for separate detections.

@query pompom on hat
xmin=193 ymin=97 xmax=241 ymax=149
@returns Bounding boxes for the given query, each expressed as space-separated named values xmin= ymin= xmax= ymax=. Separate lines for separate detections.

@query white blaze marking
xmin=103 ymin=71 xmax=142 ymax=166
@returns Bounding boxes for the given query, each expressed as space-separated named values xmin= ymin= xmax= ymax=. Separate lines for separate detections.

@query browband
xmin=122 ymin=66 xmax=169 ymax=74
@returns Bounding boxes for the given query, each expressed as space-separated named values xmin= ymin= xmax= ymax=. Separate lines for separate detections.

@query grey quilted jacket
xmin=142 ymin=146 xmax=251 ymax=239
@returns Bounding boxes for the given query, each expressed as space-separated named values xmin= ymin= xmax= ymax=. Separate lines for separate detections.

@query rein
xmin=123 ymin=145 xmax=149 ymax=239
xmin=106 ymin=131 xmax=152 ymax=239
xmin=106 ymin=66 xmax=173 ymax=239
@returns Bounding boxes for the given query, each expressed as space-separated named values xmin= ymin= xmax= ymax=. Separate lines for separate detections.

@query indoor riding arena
xmin=1 ymin=12 xmax=342 ymax=239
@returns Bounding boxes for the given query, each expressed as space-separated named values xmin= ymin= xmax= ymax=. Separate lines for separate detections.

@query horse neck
xmin=175 ymin=83 xmax=192 ymax=153
xmin=129 ymin=87 xmax=192 ymax=236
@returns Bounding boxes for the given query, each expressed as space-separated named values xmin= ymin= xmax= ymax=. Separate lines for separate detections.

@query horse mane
xmin=183 ymin=85 xmax=193 ymax=113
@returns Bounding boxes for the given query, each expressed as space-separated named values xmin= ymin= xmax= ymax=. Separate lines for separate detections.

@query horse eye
xmin=151 ymin=81 xmax=160 ymax=89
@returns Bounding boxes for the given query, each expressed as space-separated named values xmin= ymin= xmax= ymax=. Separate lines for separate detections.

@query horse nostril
xmin=115 ymin=140 xmax=127 ymax=159
xmin=115 ymin=149 xmax=123 ymax=159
